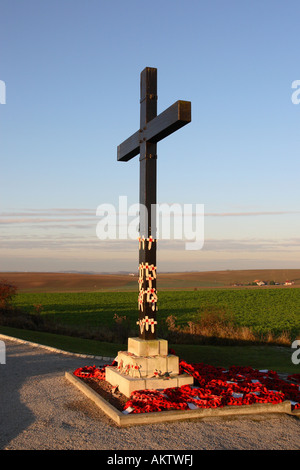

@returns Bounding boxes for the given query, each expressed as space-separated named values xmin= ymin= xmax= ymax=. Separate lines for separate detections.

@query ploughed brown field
xmin=1 ymin=269 xmax=300 ymax=293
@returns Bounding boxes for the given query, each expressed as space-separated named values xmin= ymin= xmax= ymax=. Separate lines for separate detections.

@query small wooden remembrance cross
xmin=117 ymin=67 xmax=191 ymax=341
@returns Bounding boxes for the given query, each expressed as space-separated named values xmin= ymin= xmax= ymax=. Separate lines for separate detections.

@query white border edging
xmin=66 ymin=372 xmax=293 ymax=427
xmin=0 ymin=333 xmax=115 ymax=362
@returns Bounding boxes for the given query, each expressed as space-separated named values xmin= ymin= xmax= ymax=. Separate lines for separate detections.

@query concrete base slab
xmin=116 ymin=351 xmax=180 ymax=378
xmin=105 ymin=366 xmax=193 ymax=397
xmin=128 ymin=337 xmax=168 ymax=357
xmin=65 ymin=372 xmax=293 ymax=427
xmin=106 ymin=336 xmax=190 ymax=396
xmin=291 ymin=409 xmax=300 ymax=418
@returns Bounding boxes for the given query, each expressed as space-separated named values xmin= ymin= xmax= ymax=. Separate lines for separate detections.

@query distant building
xmin=255 ymin=280 xmax=266 ymax=286
xmin=284 ymin=280 xmax=294 ymax=286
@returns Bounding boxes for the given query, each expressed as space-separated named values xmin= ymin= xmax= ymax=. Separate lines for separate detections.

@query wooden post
xmin=117 ymin=67 xmax=191 ymax=340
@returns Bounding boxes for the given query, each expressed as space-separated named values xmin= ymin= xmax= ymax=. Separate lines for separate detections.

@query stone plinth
xmin=106 ymin=366 xmax=193 ymax=397
xmin=105 ymin=337 xmax=194 ymax=397
xmin=116 ymin=350 xmax=179 ymax=378
xmin=128 ymin=337 xmax=168 ymax=357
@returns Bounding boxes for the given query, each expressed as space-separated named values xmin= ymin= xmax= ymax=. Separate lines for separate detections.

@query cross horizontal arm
xmin=117 ymin=100 xmax=191 ymax=162
xmin=144 ymin=100 xmax=191 ymax=144
xmin=117 ymin=130 xmax=140 ymax=162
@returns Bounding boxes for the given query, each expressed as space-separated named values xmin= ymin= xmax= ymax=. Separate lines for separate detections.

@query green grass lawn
xmin=0 ymin=325 xmax=122 ymax=358
xmin=12 ymin=288 xmax=300 ymax=338
xmin=3 ymin=287 xmax=300 ymax=375
xmin=1 ymin=325 xmax=299 ymax=374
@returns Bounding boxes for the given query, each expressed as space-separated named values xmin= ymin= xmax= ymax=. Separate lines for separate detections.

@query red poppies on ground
xmin=73 ymin=360 xmax=300 ymax=413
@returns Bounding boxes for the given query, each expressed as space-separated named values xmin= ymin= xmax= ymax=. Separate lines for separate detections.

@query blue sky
xmin=0 ymin=0 xmax=299 ymax=273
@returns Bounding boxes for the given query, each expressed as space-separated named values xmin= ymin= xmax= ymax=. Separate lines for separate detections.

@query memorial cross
xmin=117 ymin=67 xmax=191 ymax=340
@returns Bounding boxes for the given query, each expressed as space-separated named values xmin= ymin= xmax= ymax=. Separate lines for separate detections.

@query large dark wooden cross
xmin=117 ymin=67 xmax=191 ymax=341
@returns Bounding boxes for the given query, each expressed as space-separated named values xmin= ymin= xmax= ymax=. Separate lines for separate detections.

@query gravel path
xmin=1 ymin=336 xmax=300 ymax=450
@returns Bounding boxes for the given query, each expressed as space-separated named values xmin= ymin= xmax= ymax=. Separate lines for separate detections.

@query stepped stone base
xmin=105 ymin=337 xmax=194 ymax=397
xmin=128 ymin=337 xmax=168 ymax=357
xmin=105 ymin=366 xmax=193 ymax=397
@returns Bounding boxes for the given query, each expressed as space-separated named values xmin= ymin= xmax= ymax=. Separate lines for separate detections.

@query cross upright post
xmin=117 ymin=67 xmax=191 ymax=341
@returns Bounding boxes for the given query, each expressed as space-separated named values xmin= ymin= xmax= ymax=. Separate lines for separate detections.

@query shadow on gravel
xmin=0 ymin=342 xmax=36 ymax=448
xmin=0 ymin=339 xmax=104 ymax=449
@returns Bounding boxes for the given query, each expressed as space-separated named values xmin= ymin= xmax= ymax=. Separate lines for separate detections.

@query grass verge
xmin=172 ymin=343 xmax=299 ymax=374
xmin=1 ymin=325 xmax=299 ymax=374
xmin=0 ymin=326 xmax=123 ymax=358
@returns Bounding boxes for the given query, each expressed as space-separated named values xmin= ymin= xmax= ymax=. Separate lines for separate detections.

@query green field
xmin=3 ymin=287 xmax=300 ymax=374
xmin=12 ymin=288 xmax=300 ymax=339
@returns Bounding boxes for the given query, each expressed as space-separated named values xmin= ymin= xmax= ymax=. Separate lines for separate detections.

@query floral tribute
xmin=73 ymin=364 xmax=107 ymax=380
xmin=73 ymin=360 xmax=300 ymax=414
xmin=138 ymin=264 xmax=157 ymax=314
xmin=137 ymin=236 xmax=158 ymax=334
xmin=136 ymin=315 xmax=157 ymax=334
